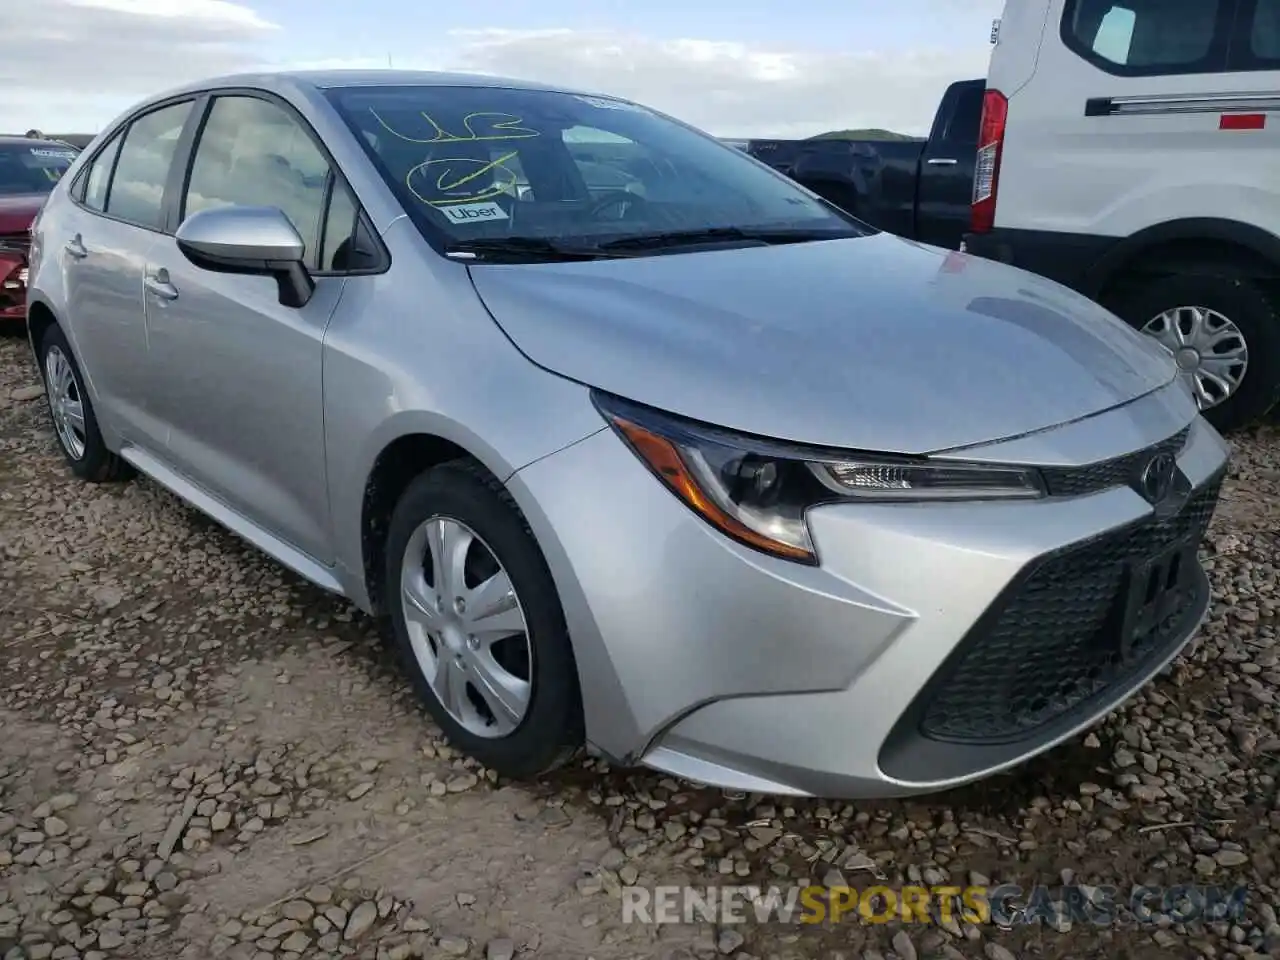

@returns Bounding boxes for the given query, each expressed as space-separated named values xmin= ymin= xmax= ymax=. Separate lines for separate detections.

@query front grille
xmin=0 ymin=231 xmax=30 ymax=257
xmin=1040 ymin=426 xmax=1191 ymax=498
xmin=916 ymin=472 xmax=1223 ymax=744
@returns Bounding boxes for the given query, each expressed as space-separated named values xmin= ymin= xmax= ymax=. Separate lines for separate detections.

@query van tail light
xmin=971 ymin=88 xmax=1008 ymax=234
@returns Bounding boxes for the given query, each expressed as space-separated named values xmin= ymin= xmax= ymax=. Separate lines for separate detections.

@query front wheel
xmin=1108 ymin=273 xmax=1280 ymax=433
xmin=384 ymin=460 xmax=583 ymax=778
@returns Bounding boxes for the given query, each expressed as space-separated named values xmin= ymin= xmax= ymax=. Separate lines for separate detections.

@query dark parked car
xmin=0 ymin=136 xmax=79 ymax=323
xmin=746 ymin=79 xmax=984 ymax=251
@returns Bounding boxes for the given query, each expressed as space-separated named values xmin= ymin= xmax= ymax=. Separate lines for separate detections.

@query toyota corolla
xmin=25 ymin=71 xmax=1228 ymax=798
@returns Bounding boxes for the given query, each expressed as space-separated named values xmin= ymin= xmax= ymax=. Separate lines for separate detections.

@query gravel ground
xmin=1 ymin=330 xmax=1279 ymax=960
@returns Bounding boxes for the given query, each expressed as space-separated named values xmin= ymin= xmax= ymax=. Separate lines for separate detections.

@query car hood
xmin=466 ymin=232 xmax=1178 ymax=454
xmin=0 ymin=193 xmax=46 ymax=234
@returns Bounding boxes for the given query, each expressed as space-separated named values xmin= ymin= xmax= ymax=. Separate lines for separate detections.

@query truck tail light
xmin=971 ymin=88 xmax=1008 ymax=234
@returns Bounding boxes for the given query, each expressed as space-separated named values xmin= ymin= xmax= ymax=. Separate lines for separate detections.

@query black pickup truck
xmin=746 ymin=78 xmax=985 ymax=251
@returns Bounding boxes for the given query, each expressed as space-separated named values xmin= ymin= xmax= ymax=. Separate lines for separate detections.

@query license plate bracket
xmin=1118 ymin=538 xmax=1197 ymax=659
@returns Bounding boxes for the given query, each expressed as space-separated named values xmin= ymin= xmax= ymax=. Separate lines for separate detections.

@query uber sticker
xmin=440 ymin=201 xmax=509 ymax=224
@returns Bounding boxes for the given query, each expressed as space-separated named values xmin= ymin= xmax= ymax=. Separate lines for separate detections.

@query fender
xmin=1084 ymin=217 xmax=1280 ymax=299
xmin=26 ymin=290 xmax=101 ymax=412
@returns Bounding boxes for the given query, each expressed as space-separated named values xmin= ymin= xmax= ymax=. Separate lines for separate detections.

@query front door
xmin=143 ymin=93 xmax=354 ymax=564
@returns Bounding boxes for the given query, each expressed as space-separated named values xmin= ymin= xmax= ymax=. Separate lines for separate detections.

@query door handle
xmin=64 ymin=235 xmax=88 ymax=259
xmin=144 ymin=271 xmax=179 ymax=301
xmin=926 ymin=158 xmax=959 ymax=166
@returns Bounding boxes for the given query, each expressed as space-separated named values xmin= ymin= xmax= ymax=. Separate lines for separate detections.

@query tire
xmin=1108 ymin=272 xmax=1280 ymax=433
xmin=36 ymin=324 xmax=134 ymax=482
xmin=384 ymin=459 xmax=583 ymax=778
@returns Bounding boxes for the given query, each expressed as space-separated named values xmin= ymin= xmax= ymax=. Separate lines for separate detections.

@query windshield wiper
xmin=444 ymin=237 xmax=630 ymax=262
xmin=444 ymin=228 xmax=854 ymax=262
xmin=595 ymin=226 xmax=853 ymax=252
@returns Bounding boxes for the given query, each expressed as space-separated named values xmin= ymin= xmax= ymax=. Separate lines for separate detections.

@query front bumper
xmin=0 ymin=258 xmax=27 ymax=321
xmin=509 ymin=382 xmax=1229 ymax=799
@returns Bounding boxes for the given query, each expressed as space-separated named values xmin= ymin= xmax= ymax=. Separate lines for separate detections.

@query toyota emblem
xmin=1139 ymin=451 xmax=1177 ymax=504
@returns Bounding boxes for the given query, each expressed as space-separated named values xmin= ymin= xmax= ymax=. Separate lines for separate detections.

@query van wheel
xmin=1109 ymin=273 xmax=1280 ymax=433
xmin=37 ymin=325 xmax=134 ymax=482
xmin=384 ymin=460 xmax=583 ymax=779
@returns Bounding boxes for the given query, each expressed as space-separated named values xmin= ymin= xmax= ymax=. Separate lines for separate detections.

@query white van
xmin=963 ymin=0 xmax=1280 ymax=432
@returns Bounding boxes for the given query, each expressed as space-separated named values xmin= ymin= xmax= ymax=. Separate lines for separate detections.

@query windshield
xmin=326 ymin=85 xmax=869 ymax=255
xmin=0 ymin=142 xmax=77 ymax=196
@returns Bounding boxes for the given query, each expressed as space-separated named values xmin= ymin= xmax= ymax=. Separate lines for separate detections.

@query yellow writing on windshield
xmin=370 ymin=109 xmax=539 ymax=143
xmin=42 ymin=168 xmax=64 ymax=183
xmin=407 ymin=151 xmax=521 ymax=207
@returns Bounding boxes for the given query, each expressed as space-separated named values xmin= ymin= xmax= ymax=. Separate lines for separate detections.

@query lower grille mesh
xmin=918 ymin=474 xmax=1223 ymax=744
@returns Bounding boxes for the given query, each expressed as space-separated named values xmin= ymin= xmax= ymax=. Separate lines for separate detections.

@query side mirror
xmin=175 ymin=205 xmax=315 ymax=308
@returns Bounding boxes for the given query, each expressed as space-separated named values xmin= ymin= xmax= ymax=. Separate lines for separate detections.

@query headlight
xmin=593 ymin=391 xmax=1045 ymax=565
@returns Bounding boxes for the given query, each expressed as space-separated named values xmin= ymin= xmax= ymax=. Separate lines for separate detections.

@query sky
xmin=2 ymin=0 xmax=1007 ymax=139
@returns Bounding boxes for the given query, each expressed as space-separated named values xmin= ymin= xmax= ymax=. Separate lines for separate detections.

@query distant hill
xmin=809 ymin=128 xmax=921 ymax=141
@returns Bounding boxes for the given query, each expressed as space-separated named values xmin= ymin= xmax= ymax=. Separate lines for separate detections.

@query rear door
xmin=61 ymin=100 xmax=196 ymax=448
xmin=994 ymin=0 xmax=1279 ymax=242
xmin=915 ymin=81 xmax=985 ymax=249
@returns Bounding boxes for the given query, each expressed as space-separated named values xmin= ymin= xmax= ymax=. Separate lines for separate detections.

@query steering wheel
xmin=588 ymin=190 xmax=648 ymax=221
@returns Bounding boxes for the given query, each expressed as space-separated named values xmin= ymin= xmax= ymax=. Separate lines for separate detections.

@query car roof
xmin=96 ymin=69 xmax=624 ymax=147
xmin=0 ymin=136 xmax=79 ymax=149
xmin=148 ymin=69 xmax=593 ymax=103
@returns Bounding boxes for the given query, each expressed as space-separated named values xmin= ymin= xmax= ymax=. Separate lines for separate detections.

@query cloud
xmin=0 ymin=0 xmax=275 ymax=132
xmin=3 ymin=3 xmax=995 ymax=139
xmin=294 ymin=29 xmax=996 ymax=139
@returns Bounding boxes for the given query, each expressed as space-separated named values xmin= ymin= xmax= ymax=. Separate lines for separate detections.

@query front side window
xmin=1063 ymin=0 xmax=1225 ymax=74
xmin=318 ymin=181 xmax=358 ymax=271
xmin=184 ymin=96 xmax=332 ymax=269
xmin=106 ymin=101 xmax=193 ymax=230
xmin=329 ymin=85 xmax=864 ymax=253
xmin=0 ymin=142 xmax=78 ymax=197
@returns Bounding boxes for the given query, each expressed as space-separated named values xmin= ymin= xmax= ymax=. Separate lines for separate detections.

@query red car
xmin=0 ymin=136 xmax=80 ymax=322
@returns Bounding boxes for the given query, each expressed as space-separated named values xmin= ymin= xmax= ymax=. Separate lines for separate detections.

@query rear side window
xmin=1062 ymin=0 xmax=1231 ymax=75
xmin=940 ymin=86 xmax=983 ymax=143
xmin=1232 ymin=0 xmax=1280 ymax=68
xmin=106 ymin=101 xmax=193 ymax=230
xmin=1255 ymin=0 xmax=1280 ymax=56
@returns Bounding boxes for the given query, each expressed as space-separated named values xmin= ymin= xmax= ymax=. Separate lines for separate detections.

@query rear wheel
xmin=36 ymin=325 xmax=133 ymax=482
xmin=1108 ymin=272 xmax=1280 ymax=433
xmin=384 ymin=460 xmax=583 ymax=778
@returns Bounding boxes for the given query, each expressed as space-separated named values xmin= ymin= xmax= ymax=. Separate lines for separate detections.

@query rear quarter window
xmin=1061 ymin=0 xmax=1234 ymax=76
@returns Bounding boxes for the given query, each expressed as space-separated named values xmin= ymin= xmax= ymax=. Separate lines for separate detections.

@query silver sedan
xmin=26 ymin=70 xmax=1229 ymax=798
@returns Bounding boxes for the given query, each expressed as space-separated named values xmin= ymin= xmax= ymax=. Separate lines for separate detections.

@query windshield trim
xmin=323 ymin=84 xmax=877 ymax=263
